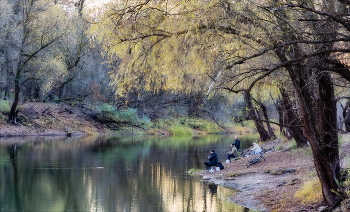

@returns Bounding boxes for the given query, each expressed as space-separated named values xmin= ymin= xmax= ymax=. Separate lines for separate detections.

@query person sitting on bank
xmin=234 ymin=135 xmax=241 ymax=150
xmin=226 ymin=143 xmax=238 ymax=162
xmin=204 ymin=150 xmax=218 ymax=170
xmin=250 ymin=142 xmax=262 ymax=154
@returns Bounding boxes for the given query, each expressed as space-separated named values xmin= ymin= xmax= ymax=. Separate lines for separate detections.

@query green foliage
xmin=97 ymin=104 xmax=151 ymax=128
xmin=152 ymin=117 xmax=222 ymax=135
xmin=187 ymin=168 xmax=203 ymax=175
xmin=0 ymin=100 xmax=11 ymax=114
xmin=169 ymin=124 xmax=193 ymax=136
xmin=241 ymin=120 xmax=256 ymax=128
xmin=288 ymin=140 xmax=298 ymax=150
xmin=179 ymin=118 xmax=220 ymax=133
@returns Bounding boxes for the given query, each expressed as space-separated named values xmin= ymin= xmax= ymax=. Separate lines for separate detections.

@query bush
xmin=0 ymin=100 xmax=11 ymax=113
xmin=97 ymin=104 xmax=151 ymax=128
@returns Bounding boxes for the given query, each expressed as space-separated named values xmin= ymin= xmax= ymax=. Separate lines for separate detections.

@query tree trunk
xmin=260 ymin=101 xmax=275 ymax=139
xmin=279 ymin=87 xmax=308 ymax=147
xmin=289 ymin=68 xmax=341 ymax=206
xmin=274 ymin=99 xmax=284 ymax=135
xmin=9 ymin=69 xmax=20 ymax=121
xmin=244 ymin=91 xmax=269 ymax=141
xmin=253 ymin=97 xmax=276 ymax=139
xmin=342 ymin=102 xmax=350 ymax=132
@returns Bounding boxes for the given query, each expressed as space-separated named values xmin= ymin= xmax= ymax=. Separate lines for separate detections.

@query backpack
xmin=217 ymin=162 xmax=224 ymax=170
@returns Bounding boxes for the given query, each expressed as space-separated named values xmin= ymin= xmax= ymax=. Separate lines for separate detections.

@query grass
xmin=169 ymin=124 xmax=193 ymax=136
xmin=187 ymin=168 xmax=203 ymax=175
xmin=341 ymin=169 xmax=350 ymax=199
xmin=294 ymin=178 xmax=323 ymax=203
xmin=152 ymin=117 xmax=225 ymax=136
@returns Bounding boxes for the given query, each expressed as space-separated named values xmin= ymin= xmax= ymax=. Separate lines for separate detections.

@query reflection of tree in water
xmin=204 ymin=182 xmax=218 ymax=195
xmin=7 ymin=144 xmax=18 ymax=160
xmin=7 ymin=144 xmax=22 ymax=212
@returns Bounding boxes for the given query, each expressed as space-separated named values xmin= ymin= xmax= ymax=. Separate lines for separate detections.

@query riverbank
xmin=0 ymin=102 xmax=113 ymax=137
xmin=2 ymin=102 xmax=349 ymax=211
xmin=199 ymin=138 xmax=350 ymax=212
xmin=0 ymin=102 xmax=242 ymax=137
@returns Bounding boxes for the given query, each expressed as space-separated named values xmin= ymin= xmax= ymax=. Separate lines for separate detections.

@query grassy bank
xmin=0 ymin=101 xmax=256 ymax=137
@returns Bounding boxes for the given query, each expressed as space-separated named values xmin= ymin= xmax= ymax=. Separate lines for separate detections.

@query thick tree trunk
xmin=244 ymin=91 xmax=269 ymax=141
xmin=290 ymin=68 xmax=341 ymax=206
xmin=315 ymin=73 xmax=341 ymax=205
xmin=279 ymin=88 xmax=308 ymax=147
xmin=254 ymin=98 xmax=276 ymax=139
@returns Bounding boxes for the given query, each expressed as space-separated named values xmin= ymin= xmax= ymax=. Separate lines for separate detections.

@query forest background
xmin=2 ymin=0 xmax=350 ymax=209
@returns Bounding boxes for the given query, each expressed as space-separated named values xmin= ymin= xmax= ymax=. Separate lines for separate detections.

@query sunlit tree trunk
xmin=254 ymin=98 xmax=276 ymax=139
xmin=244 ymin=91 xmax=269 ymax=141
xmin=279 ymin=87 xmax=307 ymax=147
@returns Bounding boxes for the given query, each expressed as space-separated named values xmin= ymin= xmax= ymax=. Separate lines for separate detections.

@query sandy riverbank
xmin=196 ymin=138 xmax=350 ymax=211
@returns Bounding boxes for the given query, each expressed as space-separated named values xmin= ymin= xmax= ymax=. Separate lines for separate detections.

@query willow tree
xmin=97 ymin=0 xmax=350 ymax=207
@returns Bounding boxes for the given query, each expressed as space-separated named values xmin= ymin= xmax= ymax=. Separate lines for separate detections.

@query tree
xmin=0 ymin=0 xmax=16 ymax=100
xmin=97 ymin=0 xmax=350 ymax=206
xmin=6 ymin=0 xmax=68 ymax=121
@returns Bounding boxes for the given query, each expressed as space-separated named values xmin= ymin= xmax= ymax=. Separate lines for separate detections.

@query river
xmin=0 ymin=134 xmax=258 ymax=212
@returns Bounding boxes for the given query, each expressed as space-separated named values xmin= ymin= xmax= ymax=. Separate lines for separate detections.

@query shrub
xmin=97 ymin=104 xmax=151 ymax=128
xmin=0 ymin=100 xmax=11 ymax=113
xmin=98 ymin=103 xmax=117 ymax=120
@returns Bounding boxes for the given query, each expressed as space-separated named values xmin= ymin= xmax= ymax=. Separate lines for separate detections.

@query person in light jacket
xmin=251 ymin=142 xmax=262 ymax=154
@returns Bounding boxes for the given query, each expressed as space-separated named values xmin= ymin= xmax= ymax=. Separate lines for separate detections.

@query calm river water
xmin=0 ymin=134 xmax=258 ymax=212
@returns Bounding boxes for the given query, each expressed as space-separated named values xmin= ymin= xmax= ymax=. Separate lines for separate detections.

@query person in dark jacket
xmin=234 ymin=135 xmax=241 ymax=150
xmin=204 ymin=150 xmax=218 ymax=169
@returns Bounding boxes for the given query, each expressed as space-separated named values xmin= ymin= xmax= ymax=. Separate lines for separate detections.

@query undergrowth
xmin=0 ymin=100 xmax=11 ymax=120
xmin=97 ymin=103 xmax=151 ymax=129
xmin=0 ymin=100 xmax=11 ymax=113
xmin=294 ymin=178 xmax=323 ymax=203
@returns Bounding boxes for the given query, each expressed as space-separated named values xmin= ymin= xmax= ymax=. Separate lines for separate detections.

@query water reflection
xmin=0 ymin=134 xmax=258 ymax=212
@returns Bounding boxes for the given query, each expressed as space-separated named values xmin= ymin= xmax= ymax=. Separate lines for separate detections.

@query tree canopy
xmin=94 ymin=0 xmax=350 ymax=206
